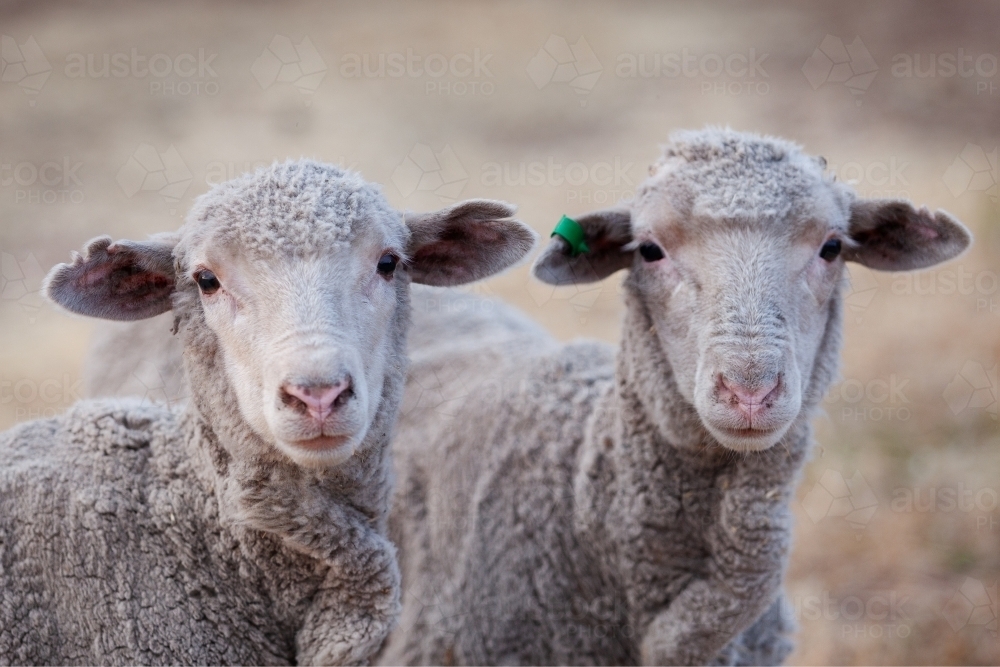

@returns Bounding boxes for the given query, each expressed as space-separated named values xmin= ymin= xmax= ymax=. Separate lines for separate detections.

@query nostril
xmin=332 ymin=384 xmax=354 ymax=408
xmin=281 ymin=377 xmax=353 ymax=421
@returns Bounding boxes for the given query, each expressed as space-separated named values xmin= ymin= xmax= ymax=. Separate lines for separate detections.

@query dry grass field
xmin=1 ymin=1 xmax=998 ymax=663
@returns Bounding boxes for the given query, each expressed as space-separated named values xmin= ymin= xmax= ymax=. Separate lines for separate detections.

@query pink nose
xmin=282 ymin=379 xmax=352 ymax=423
xmin=717 ymin=376 xmax=780 ymax=422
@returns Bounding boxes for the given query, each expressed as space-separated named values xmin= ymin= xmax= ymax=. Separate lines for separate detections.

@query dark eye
xmin=195 ymin=269 xmax=220 ymax=294
xmin=377 ymin=253 xmax=398 ymax=277
xmin=638 ymin=242 xmax=665 ymax=262
xmin=819 ymin=238 xmax=842 ymax=261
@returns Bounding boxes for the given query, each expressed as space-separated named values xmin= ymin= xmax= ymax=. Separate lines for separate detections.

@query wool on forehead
xmin=646 ymin=128 xmax=835 ymax=224
xmin=184 ymin=160 xmax=401 ymax=257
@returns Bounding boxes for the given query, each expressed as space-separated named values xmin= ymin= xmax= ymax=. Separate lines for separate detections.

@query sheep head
xmin=533 ymin=129 xmax=971 ymax=453
xmin=45 ymin=161 xmax=535 ymax=468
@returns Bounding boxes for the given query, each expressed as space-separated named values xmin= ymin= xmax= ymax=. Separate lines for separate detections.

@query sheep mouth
xmin=718 ymin=426 xmax=779 ymax=438
xmin=290 ymin=434 xmax=353 ymax=451
xmin=705 ymin=421 xmax=792 ymax=452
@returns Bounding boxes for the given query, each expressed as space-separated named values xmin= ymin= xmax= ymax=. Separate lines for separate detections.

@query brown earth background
xmin=1 ymin=1 xmax=998 ymax=663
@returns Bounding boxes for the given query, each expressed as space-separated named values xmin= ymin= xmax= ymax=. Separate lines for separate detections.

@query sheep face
xmin=45 ymin=161 xmax=535 ymax=468
xmin=627 ymin=174 xmax=847 ymax=452
xmin=178 ymin=218 xmax=407 ymax=467
xmin=533 ymin=130 xmax=971 ymax=453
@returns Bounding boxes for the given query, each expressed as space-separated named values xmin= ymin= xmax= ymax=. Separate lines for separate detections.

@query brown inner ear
xmin=851 ymin=203 xmax=943 ymax=262
xmin=588 ymin=228 xmax=629 ymax=254
xmin=411 ymin=222 xmax=516 ymax=281
xmin=110 ymin=266 xmax=174 ymax=300
xmin=70 ymin=255 xmax=174 ymax=316
xmin=411 ymin=240 xmax=474 ymax=283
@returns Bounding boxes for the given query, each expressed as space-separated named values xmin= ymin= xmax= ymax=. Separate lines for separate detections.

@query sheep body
xmin=381 ymin=287 xmax=798 ymax=666
xmin=0 ymin=400 xmax=371 ymax=665
xmin=380 ymin=129 xmax=970 ymax=665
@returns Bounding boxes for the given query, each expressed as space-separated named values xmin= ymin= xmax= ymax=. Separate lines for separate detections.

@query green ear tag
xmin=551 ymin=215 xmax=590 ymax=257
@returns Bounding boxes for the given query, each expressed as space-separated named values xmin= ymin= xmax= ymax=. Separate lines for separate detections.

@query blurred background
xmin=1 ymin=1 xmax=998 ymax=663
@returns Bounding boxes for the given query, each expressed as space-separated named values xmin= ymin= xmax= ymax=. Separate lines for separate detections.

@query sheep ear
xmin=844 ymin=199 xmax=972 ymax=271
xmin=44 ymin=234 xmax=178 ymax=320
xmin=531 ymin=207 xmax=633 ymax=285
xmin=404 ymin=199 xmax=537 ymax=286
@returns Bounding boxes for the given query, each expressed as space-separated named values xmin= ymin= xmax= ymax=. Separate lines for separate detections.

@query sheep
xmin=375 ymin=130 xmax=972 ymax=665
xmin=0 ymin=160 xmax=535 ymax=665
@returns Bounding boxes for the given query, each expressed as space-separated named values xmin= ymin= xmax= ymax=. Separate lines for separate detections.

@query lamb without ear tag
xmin=0 ymin=159 xmax=535 ymax=665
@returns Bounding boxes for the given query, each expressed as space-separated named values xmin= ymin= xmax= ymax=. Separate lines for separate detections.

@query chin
xmin=704 ymin=421 xmax=792 ymax=452
xmin=275 ymin=431 xmax=366 ymax=467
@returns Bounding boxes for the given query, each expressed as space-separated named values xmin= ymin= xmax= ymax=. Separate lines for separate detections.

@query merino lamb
xmin=0 ymin=161 xmax=534 ymax=665
xmin=376 ymin=130 xmax=972 ymax=665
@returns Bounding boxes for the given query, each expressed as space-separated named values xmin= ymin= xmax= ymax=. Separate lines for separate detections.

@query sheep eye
xmin=819 ymin=239 xmax=842 ymax=261
xmin=638 ymin=242 xmax=665 ymax=263
xmin=195 ymin=270 xmax=220 ymax=294
xmin=377 ymin=253 xmax=398 ymax=277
